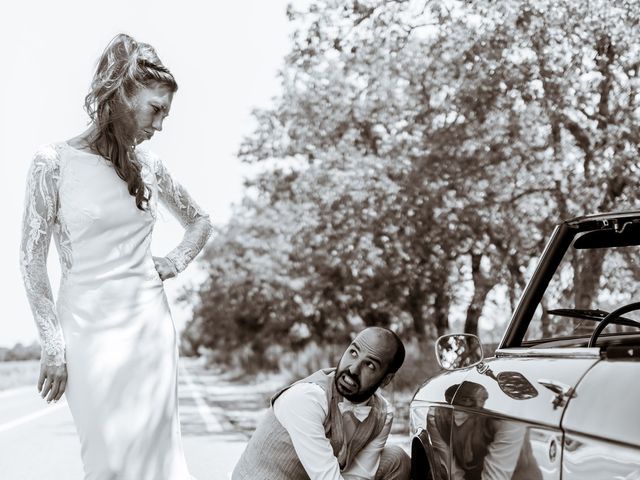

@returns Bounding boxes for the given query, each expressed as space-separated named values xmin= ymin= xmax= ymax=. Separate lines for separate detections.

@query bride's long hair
xmin=84 ymin=34 xmax=178 ymax=210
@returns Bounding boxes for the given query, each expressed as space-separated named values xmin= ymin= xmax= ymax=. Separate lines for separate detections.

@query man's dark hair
xmin=389 ymin=331 xmax=405 ymax=373
xmin=382 ymin=328 xmax=405 ymax=374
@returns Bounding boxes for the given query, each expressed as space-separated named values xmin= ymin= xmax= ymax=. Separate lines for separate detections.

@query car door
xmin=412 ymin=369 xmax=471 ymax=480
xmin=561 ymin=358 xmax=640 ymax=479
xmin=449 ymin=348 xmax=599 ymax=480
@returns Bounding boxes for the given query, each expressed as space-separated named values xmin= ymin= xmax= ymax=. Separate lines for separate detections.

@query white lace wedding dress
xmin=19 ymin=142 xmax=212 ymax=480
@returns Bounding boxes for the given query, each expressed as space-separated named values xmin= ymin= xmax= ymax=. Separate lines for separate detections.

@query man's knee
xmin=376 ymin=445 xmax=411 ymax=480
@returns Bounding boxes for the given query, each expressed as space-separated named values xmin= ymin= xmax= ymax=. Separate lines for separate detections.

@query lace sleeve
xmin=19 ymin=146 xmax=66 ymax=367
xmin=154 ymin=157 xmax=213 ymax=273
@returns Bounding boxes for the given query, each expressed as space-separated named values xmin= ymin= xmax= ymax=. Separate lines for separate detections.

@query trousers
xmin=374 ymin=445 xmax=411 ymax=480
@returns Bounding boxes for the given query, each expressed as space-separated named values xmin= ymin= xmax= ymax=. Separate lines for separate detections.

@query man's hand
xmin=38 ymin=361 xmax=67 ymax=403
xmin=153 ymin=256 xmax=177 ymax=281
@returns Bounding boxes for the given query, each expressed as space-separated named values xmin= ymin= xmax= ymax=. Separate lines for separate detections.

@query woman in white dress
xmin=19 ymin=33 xmax=212 ymax=479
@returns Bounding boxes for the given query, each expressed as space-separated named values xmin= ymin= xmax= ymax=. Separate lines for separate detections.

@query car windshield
xmin=525 ymin=231 xmax=640 ymax=342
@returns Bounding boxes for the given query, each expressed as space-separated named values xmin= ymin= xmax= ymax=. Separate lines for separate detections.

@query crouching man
xmin=232 ymin=327 xmax=411 ymax=480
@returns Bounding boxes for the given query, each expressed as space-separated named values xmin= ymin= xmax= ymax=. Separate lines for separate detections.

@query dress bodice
xmin=19 ymin=142 xmax=213 ymax=366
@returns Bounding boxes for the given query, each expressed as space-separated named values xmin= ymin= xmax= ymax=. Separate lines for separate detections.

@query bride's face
xmin=127 ymin=83 xmax=174 ymax=145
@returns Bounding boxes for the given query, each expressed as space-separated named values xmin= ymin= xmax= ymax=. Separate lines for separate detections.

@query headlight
xmin=409 ymin=400 xmax=430 ymax=437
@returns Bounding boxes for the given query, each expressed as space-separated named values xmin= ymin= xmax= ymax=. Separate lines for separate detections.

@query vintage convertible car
xmin=409 ymin=211 xmax=640 ymax=479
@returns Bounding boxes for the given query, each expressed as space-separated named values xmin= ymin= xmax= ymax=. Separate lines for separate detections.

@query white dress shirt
xmin=273 ymin=382 xmax=394 ymax=480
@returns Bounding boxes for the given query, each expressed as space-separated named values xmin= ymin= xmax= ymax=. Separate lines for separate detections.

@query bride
xmin=19 ymin=33 xmax=211 ymax=479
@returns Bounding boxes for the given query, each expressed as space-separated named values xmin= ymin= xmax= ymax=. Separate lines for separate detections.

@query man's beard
xmin=334 ymin=371 xmax=379 ymax=403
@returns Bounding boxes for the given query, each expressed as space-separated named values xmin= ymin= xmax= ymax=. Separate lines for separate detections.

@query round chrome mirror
xmin=435 ymin=333 xmax=484 ymax=370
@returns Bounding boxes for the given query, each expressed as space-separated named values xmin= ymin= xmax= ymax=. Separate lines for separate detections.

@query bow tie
xmin=338 ymin=401 xmax=372 ymax=422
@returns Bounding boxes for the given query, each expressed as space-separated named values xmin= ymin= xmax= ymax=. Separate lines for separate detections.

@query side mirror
xmin=436 ymin=333 xmax=484 ymax=370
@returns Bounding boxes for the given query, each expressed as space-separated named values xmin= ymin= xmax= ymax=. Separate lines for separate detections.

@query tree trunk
xmin=506 ymin=252 xmax=526 ymax=311
xmin=464 ymin=252 xmax=495 ymax=336
xmin=571 ymin=248 xmax=606 ymax=335
xmin=575 ymin=249 xmax=606 ymax=308
xmin=433 ymin=285 xmax=450 ymax=338
xmin=406 ymin=261 xmax=451 ymax=339
xmin=406 ymin=282 xmax=427 ymax=338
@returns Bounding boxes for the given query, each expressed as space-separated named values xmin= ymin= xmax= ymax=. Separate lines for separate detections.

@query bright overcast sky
xmin=0 ymin=0 xmax=292 ymax=347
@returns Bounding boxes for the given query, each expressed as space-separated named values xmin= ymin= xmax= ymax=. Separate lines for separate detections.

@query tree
xmin=185 ymin=0 xmax=640 ymax=366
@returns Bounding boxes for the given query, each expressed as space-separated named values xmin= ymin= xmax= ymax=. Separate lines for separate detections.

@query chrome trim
xmin=538 ymin=378 xmax=577 ymax=409
xmin=537 ymin=379 xmax=575 ymax=397
xmin=566 ymin=209 xmax=640 ymax=226
xmin=495 ymin=347 xmax=601 ymax=358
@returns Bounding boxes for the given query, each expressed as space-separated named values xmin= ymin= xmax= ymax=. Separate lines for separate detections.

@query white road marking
xmin=0 ymin=401 xmax=67 ymax=434
xmin=179 ymin=365 xmax=228 ymax=433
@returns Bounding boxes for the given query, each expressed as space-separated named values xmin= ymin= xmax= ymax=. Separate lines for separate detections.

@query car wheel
xmin=411 ymin=433 xmax=434 ymax=480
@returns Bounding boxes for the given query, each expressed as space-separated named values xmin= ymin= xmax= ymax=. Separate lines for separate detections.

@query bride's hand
xmin=153 ymin=256 xmax=177 ymax=281
xmin=38 ymin=360 xmax=67 ymax=403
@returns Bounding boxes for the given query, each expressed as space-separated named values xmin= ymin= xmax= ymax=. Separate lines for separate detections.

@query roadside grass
xmin=0 ymin=360 xmax=39 ymax=391
xmin=200 ymin=337 xmax=443 ymax=435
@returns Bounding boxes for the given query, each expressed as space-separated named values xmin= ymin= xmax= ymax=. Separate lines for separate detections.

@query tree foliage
xmin=184 ymin=0 xmax=640 ymax=364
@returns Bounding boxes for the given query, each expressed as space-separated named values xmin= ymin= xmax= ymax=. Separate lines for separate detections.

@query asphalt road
xmin=0 ymin=359 xmax=409 ymax=480
xmin=0 ymin=359 xmax=249 ymax=480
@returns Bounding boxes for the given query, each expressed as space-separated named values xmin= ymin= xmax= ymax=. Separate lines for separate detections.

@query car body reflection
xmin=425 ymin=381 xmax=543 ymax=480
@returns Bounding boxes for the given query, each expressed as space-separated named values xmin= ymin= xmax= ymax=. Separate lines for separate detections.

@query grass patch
xmin=198 ymin=337 xmax=446 ymax=436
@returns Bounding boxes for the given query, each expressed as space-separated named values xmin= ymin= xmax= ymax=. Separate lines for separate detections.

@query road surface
xmin=0 ymin=358 xmax=409 ymax=479
xmin=0 ymin=358 xmax=252 ymax=480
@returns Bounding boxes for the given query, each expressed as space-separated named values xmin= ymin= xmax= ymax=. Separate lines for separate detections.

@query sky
xmin=0 ymin=0 xmax=292 ymax=347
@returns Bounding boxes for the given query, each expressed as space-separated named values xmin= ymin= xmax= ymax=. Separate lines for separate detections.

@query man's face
xmin=334 ymin=329 xmax=396 ymax=403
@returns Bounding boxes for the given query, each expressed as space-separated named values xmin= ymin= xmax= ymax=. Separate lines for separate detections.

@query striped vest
xmin=232 ymin=368 xmax=388 ymax=480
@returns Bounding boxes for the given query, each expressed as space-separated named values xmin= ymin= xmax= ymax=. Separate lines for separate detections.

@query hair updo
xmin=84 ymin=33 xmax=178 ymax=210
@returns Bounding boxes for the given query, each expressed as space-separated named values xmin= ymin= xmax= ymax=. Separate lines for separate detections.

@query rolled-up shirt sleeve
xmin=273 ymin=383 xmax=345 ymax=480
